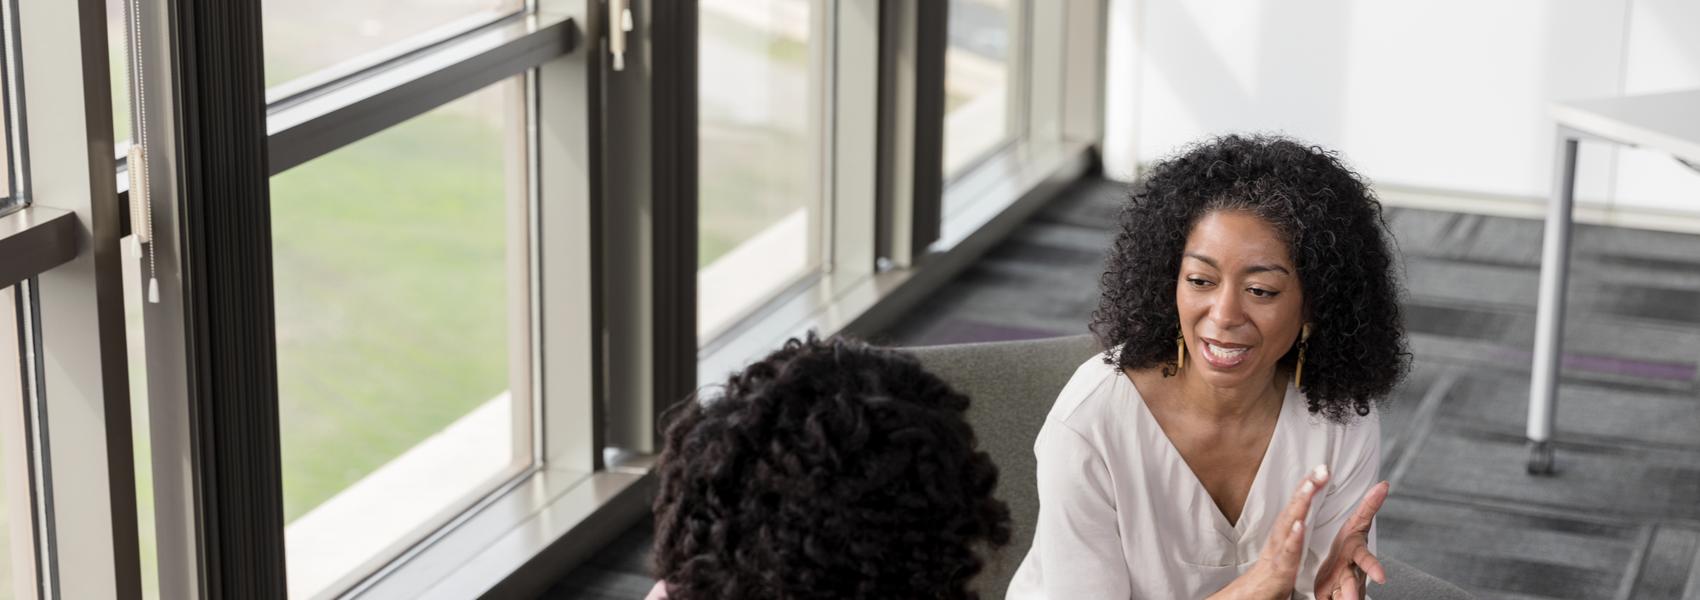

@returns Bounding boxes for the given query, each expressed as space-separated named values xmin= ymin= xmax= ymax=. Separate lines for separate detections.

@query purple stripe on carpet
xmin=916 ymin=318 xmax=1069 ymax=346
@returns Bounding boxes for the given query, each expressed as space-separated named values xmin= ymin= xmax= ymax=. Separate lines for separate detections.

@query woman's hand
xmin=1209 ymin=465 xmax=1330 ymax=600
xmin=1312 ymin=481 xmax=1391 ymax=600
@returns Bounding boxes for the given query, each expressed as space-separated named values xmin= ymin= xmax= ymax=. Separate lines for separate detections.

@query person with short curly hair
xmin=646 ymin=335 xmax=1013 ymax=599
xmin=1008 ymin=134 xmax=1409 ymax=600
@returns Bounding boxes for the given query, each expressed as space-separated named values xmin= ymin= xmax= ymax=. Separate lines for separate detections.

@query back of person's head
xmin=651 ymin=335 xmax=1012 ymax=599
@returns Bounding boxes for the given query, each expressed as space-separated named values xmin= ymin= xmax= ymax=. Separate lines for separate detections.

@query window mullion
xmin=825 ymin=0 xmax=880 ymax=296
xmin=534 ymin=0 xmax=599 ymax=469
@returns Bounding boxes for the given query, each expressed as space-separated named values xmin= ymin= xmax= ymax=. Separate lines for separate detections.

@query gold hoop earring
xmin=1175 ymin=334 xmax=1187 ymax=371
xmin=1295 ymin=324 xmax=1312 ymax=389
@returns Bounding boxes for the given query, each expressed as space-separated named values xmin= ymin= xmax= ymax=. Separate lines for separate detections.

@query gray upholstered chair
xmin=907 ymin=335 xmax=1470 ymax=600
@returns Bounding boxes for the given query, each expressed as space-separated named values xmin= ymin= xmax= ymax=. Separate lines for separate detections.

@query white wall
xmin=1103 ymin=0 xmax=1700 ymax=218
xmin=1615 ymin=0 xmax=1700 ymax=213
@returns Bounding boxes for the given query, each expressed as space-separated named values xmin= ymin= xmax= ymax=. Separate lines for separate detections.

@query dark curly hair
xmin=651 ymin=335 xmax=1012 ymax=599
xmin=1091 ymin=134 xmax=1410 ymax=422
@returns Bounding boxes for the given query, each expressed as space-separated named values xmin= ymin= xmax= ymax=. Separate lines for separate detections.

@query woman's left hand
xmin=1313 ymin=481 xmax=1390 ymax=600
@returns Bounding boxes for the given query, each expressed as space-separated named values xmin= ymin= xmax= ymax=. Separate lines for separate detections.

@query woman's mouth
xmin=1199 ymin=338 xmax=1251 ymax=369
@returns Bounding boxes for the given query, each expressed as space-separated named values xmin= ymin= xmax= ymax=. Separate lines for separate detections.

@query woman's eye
xmin=1248 ymin=287 xmax=1280 ymax=298
xmin=1187 ymin=277 xmax=1214 ymax=288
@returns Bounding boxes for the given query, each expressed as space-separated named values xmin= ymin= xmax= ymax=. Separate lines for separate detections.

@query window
xmin=271 ymin=79 xmax=530 ymax=597
xmin=0 ymin=4 xmax=48 ymax=596
xmin=1 ymin=79 xmax=10 ymax=204
xmin=108 ymin=0 xmax=129 ymax=151
xmin=1 ymin=9 xmax=16 ymax=215
xmin=697 ymin=0 xmax=826 ymax=340
xmin=112 ymin=1 xmax=585 ymax=596
xmin=120 ymin=244 xmax=161 ymax=600
xmin=1 ymin=0 xmax=1105 ymax=595
xmin=0 ymin=287 xmax=36 ymax=600
xmin=0 ymin=423 xmax=14 ymax=600
xmin=262 ymin=0 xmax=521 ymax=95
xmin=943 ymin=0 xmax=1017 ymax=178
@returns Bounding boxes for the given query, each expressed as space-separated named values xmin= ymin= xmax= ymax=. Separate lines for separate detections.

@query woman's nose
xmin=1208 ymin=288 xmax=1247 ymax=328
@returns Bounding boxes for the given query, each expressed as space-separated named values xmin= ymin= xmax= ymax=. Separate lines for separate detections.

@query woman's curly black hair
xmin=651 ymin=335 xmax=1012 ymax=599
xmin=1091 ymin=134 xmax=1410 ymax=422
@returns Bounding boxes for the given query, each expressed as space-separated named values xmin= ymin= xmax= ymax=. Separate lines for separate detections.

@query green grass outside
xmin=269 ymin=105 xmax=510 ymax=523
xmin=697 ymin=9 xmax=815 ymax=268
xmin=698 ymin=123 xmax=813 ymax=268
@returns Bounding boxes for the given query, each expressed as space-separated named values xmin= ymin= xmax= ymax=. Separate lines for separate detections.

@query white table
xmin=1528 ymin=89 xmax=1700 ymax=474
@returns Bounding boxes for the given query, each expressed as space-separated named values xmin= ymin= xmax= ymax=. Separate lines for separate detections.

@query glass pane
xmin=0 ymin=426 xmax=12 ymax=600
xmin=1 ymin=15 xmax=14 ymax=212
xmin=944 ymin=0 xmax=1014 ymax=177
xmin=262 ymin=0 xmax=521 ymax=91
xmin=108 ymin=0 xmax=130 ymax=151
xmin=0 ymin=287 xmax=34 ymax=599
xmin=1 ymin=74 xmax=12 ymax=210
xmin=120 ymin=239 xmax=160 ymax=600
xmin=273 ymin=80 xmax=528 ymax=597
xmin=698 ymin=0 xmax=823 ymax=340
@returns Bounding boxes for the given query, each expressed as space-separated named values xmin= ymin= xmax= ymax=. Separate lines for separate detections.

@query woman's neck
xmin=1173 ymin=368 xmax=1284 ymax=422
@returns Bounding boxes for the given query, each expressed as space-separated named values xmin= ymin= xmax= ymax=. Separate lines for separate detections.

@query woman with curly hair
xmin=1008 ymin=135 xmax=1409 ymax=600
xmin=646 ymin=335 xmax=1014 ymax=599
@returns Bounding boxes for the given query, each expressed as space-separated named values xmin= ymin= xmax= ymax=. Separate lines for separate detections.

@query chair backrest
xmin=907 ymin=334 xmax=1102 ymax=598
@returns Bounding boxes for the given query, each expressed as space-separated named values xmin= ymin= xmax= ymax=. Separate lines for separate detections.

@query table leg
xmin=1528 ymin=133 xmax=1578 ymax=475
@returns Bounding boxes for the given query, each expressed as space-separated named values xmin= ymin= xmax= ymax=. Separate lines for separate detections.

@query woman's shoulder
xmin=1287 ymin=387 xmax=1382 ymax=452
xmin=1045 ymin=351 xmax=1138 ymax=435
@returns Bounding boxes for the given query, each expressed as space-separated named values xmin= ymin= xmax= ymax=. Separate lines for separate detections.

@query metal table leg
xmin=1528 ymin=132 xmax=1578 ymax=475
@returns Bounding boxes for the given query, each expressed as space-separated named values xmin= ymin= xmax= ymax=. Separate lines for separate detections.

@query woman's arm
xmin=1026 ymin=421 xmax=1134 ymax=599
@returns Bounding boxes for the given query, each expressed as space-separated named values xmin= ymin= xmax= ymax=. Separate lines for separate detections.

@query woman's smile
xmin=1199 ymin=337 xmax=1252 ymax=369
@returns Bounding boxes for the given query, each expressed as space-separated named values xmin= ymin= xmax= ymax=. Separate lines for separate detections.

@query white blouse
xmin=1006 ymin=352 xmax=1380 ymax=600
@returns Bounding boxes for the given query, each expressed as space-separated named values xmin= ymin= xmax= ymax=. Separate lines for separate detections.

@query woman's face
xmin=1175 ymin=210 xmax=1305 ymax=390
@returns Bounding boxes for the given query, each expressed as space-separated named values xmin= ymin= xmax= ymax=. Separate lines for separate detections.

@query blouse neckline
xmin=1122 ymin=371 xmax=1296 ymax=542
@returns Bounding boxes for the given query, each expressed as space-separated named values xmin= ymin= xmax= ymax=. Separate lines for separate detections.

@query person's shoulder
xmin=1046 ymin=351 xmax=1129 ymax=432
xmin=644 ymin=581 xmax=669 ymax=600
xmin=1289 ymin=388 xmax=1382 ymax=460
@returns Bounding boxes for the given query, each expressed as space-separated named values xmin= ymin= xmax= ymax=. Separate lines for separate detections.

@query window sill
xmin=348 ymin=465 xmax=653 ymax=600
xmin=0 ymin=206 xmax=79 ymax=288
xmin=288 ymin=395 xmax=522 ymax=598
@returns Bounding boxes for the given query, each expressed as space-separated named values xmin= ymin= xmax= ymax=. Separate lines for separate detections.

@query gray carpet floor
xmin=543 ymin=178 xmax=1700 ymax=600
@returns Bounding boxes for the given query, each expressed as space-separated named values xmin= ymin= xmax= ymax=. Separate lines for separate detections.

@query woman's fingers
xmin=1234 ymin=468 xmax=1328 ymax=600
xmin=1351 ymin=543 xmax=1387 ymax=585
xmin=1337 ymin=571 xmax=1362 ymax=600
xmin=1347 ymin=481 xmax=1391 ymax=533
xmin=1282 ymin=517 xmax=1307 ymax=563
xmin=1266 ymin=464 xmax=1329 ymax=556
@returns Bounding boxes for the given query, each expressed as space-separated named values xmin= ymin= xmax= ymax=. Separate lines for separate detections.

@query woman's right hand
xmin=1208 ymin=465 xmax=1330 ymax=600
